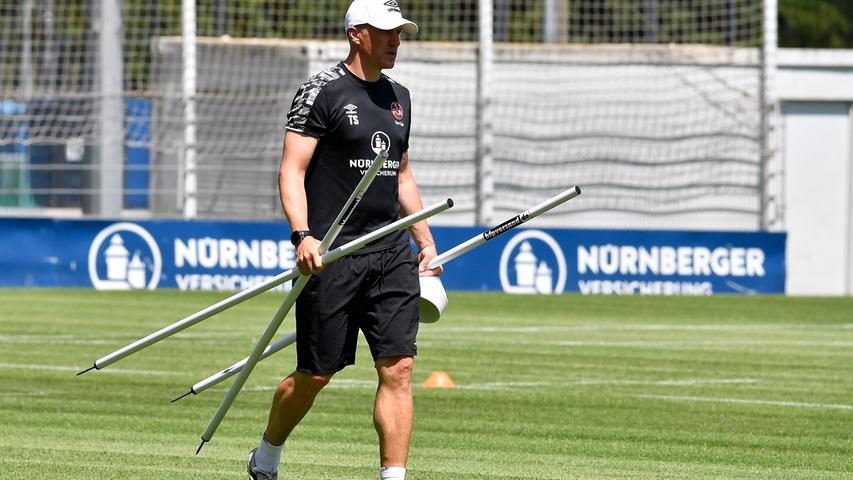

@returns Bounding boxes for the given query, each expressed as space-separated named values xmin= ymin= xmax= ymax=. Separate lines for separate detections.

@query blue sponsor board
xmin=0 ymin=218 xmax=294 ymax=291
xmin=0 ymin=218 xmax=786 ymax=294
xmin=437 ymin=227 xmax=786 ymax=295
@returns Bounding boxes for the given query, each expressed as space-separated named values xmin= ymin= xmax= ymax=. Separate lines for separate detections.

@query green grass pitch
xmin=0 ymin=289 xmax=851 ymax=479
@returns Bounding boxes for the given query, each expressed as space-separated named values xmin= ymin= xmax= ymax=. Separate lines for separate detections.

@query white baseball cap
xmin=344 ymin=0 xmax=419 ymax=35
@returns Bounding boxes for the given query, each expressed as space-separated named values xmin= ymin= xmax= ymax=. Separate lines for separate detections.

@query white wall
xmin=777 ymin=49 xmax=853 ymax=295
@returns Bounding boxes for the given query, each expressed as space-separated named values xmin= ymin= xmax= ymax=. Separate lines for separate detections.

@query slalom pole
xmin=171 ymin=332 xmax=296 ymax=403
xmin=196 ymin=150 xmax=389 ymax=454
xmin=178 ymin=187 xmax=581 ymax=400
xmin=171 ymin=198 xmax=454 ymax=401
xmin=78 ymin=151 xmax=391 ymax=376
xmin=427 ymin=186 xmax=580 ymax=270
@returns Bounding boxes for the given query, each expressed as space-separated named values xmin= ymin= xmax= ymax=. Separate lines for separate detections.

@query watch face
xmin=291 ymin=230 xmax=309 ymax=246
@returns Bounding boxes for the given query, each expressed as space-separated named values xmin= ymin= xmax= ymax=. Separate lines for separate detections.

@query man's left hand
xmin=417 ymin=245 xmax=443 ymax=277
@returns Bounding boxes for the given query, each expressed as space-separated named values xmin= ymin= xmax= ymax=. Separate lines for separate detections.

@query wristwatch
xmin=290 ymin=230 xmax=311 ymax=247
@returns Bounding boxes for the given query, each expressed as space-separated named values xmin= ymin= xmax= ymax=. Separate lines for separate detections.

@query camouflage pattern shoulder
xmin=286 ymin=64 xmax=348 ymax=132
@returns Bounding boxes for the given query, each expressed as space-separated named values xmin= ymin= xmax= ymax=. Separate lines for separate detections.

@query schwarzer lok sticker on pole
xmin=174 ymin=186 xmax=581 ymax=401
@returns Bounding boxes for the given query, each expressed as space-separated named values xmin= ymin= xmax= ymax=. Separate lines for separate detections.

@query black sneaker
xmin=246 ymin=448 xmax=278 ymax=480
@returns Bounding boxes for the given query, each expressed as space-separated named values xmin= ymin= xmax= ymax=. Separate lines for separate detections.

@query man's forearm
xmin=279 ymin=170 xmax=310 ymax=232
xmin=399 ymin=185 xmax=435 ymax=250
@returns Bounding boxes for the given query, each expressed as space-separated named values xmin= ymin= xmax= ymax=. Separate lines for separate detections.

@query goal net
xmin=0 ymin=1 xmax=774 ymax=230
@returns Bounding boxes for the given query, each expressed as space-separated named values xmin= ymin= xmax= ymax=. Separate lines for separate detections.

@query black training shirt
xmin=285 ymin=62 xmax=412 ymax=252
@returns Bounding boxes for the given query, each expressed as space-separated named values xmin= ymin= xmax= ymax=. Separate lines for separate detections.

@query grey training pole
xmin=172 ymin=198 xmax=454 ymax=402
xmin=427 ymin=186 xmax=581 ymax=270
xmin=172 ymin=332 xmax=297 ymax=402
xmin=196 ymin=150 xmax=388 ymax=454
xmin=77 ymin=151 xmax=391 ymax=376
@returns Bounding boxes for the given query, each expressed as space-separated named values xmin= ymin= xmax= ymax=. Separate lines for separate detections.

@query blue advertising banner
xmin=0 ymin=218 xmax=786 ymax=295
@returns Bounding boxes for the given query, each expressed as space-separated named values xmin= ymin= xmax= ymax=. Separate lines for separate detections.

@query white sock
xmin=254 ymin=435 xmax=283 ymax=473
xmin=380 ymin=466 xmax=406 ymax=480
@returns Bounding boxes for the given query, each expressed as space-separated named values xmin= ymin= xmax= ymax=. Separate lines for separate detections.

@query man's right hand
xmin=295 ymin=236 xmax=323 ymax=275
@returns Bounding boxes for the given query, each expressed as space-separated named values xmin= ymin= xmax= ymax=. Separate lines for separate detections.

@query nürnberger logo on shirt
xmin=371 ymin=131 xmax=391 ymax=154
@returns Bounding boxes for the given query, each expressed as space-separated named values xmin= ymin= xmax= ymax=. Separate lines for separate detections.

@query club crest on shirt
xmin=391 ymin=102 xmax=405 ymax=127
xmin=391 ymin=102 xmax=404 ymax=120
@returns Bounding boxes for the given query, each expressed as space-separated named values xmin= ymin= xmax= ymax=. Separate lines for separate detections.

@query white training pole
xmin=196 ymin=150 xmax=389 ymax=453
xmin=428 ymin=185 xmax=581 ymax=270
xmin=77 ymin=151 xmax=392 ymax=376
xmin=173 ymin=332 xmax=297 ymax=402
xmin=178 ymin=187 xmax=581 ymax=400
xmin=171 ymin=199 xmax=454 ymax=401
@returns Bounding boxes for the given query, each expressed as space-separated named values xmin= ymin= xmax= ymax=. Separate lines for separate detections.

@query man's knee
xmin=275 ymin=371 xmax=333 ymax=399
xmin=376 ymin=356 xmax=414 ymax=388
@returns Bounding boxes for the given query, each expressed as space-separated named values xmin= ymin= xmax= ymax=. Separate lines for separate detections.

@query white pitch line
xmin=419 ymin=338 xmax=853 ymax=349
xmin=0 ymin=332 xmax=244 ymax=343
xmin=637 ymin=394 xmax=853 ymax=410
xmin=575 ymin=378 xmax=759 ymax=386
xmin=244 ymin=378 xmax=376 ymax=392
xmin=0 ymin=362 xmax=186 ymax=377
xmin=0 ymin=391 xmax=51 ymax=398
xmin=428 ymin=323 xmax=853 ymax=333
xmin=555 ymin=340 xmax=853 ymax=347
xmin=201 ymin=377 xmax=763 ymax=393
xmin=456 ymin=381 xmax=552 ymax=390
xmin=449 ymin=378 xmax=761 ymax=390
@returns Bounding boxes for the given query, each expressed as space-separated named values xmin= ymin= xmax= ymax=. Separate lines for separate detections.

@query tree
xmin=779 ymin=0 xmax=853 ymax=48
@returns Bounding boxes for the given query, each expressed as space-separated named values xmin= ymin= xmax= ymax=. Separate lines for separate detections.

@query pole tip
xmin=76 ymin=365 xmax=97 ymax=376
xmin=196 ymin=439 xmax=207 ymax=455
xmin=446 ymin=198 xmax=454 ymax=208
xmin=575 ymin=185 xmax=581 ymax=195
xmin=171 ymin=390 xmax=194 ymax=403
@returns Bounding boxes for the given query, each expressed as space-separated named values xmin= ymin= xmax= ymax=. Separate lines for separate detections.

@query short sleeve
xmin=285 ymin=80 xmax=331 ymax=138
xmin=402 ymin=89 xmax=412 ymax=152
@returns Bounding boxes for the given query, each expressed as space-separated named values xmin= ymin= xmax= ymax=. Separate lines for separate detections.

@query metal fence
xmin=0 ymin=0 xmax=780 ymax=230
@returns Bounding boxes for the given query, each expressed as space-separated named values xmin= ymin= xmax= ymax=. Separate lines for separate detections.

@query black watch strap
xmin=290 ymin=230 xmax=311 ymax=247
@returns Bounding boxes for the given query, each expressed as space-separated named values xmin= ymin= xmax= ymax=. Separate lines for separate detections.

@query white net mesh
xmin=0 ymin=0 xmax=772 ymax=230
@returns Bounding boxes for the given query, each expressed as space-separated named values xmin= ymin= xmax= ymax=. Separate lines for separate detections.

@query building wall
xmin=777 ymin=49 xmax=853 ymax=296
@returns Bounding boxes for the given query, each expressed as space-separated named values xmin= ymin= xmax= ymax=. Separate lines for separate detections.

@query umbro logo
xmin=344 ymin=104 xmax=359 ymax=125
xmin=384 ymin=1 xmax=401 ymax=12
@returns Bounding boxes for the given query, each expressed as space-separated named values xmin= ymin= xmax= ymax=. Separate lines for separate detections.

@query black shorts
xmin=294 ymin=241 xmax=420 ymax=375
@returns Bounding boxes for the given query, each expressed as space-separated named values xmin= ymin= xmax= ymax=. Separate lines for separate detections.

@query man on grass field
xmin=246 ymin=1 xmax=441 ymax=479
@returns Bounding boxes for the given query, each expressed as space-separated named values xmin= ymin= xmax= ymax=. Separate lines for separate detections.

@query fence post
xmin=476 ymin=0 xmax=494 ymax=226
xmin=544 ymin=0 xmax=568 ymax=43
xmin=98 ymin=0 xmax=123 ymax=217
xmin=182 ymin=0 xmax=198 ymax=218
xmin=759 ymin=0 xmax=778 ymax=231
